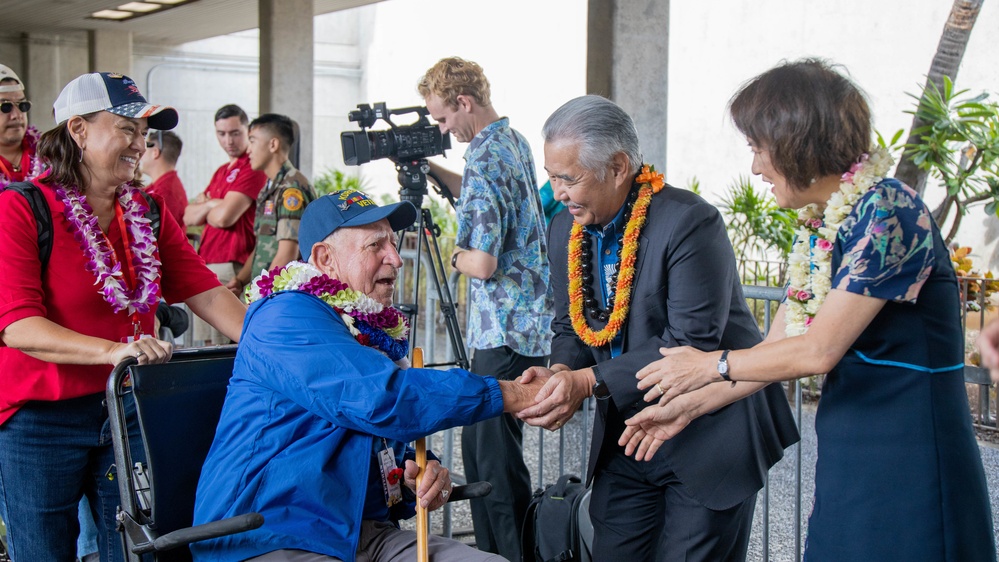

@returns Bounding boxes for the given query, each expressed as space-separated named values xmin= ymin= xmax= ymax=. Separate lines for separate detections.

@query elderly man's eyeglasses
xmin=0 ymin=100 xmax=31 ymax=114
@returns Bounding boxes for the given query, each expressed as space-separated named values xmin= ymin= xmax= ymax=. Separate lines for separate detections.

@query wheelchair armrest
xmin=133 ymin=513 xmax=264 ymax=554
xmin=447 ymin=481 xmax=491 ymax=502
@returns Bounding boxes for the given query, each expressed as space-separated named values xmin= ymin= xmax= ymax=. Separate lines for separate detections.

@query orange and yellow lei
xmin=568 ymin=164 xmax=665 ymax=347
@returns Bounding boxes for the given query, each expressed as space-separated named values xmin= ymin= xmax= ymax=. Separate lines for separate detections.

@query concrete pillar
xmin=89 ymin=30 xmax=133 ymax=75
xmin=259 ymin=0 xmax=314 ymax=178
xmin=587 ymin=0 xmax=670 ymax=170
xmin=23 ymin=32 xmax=89 ymax=131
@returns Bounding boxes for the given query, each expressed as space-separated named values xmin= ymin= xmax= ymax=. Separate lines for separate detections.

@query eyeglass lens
xmin=0 ymin=101 xmax=31 ymax=114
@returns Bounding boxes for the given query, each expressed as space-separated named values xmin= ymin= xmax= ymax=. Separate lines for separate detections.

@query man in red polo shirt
xmin=0 ymin=64 xmax=41 ymax=188
xmin=184 ymin=104 xmax=266 ymax=346
xmin=140 ymin=129 xmax=188 ymax=231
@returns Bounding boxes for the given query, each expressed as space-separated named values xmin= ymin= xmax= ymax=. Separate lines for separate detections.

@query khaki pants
xmin=191 ymin=261 xmax=239 ymax=346
xmin=246 ymin=520 xmax=508 ymax=562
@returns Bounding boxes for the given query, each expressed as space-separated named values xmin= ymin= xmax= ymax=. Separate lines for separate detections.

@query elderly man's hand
xmin=517 ymin=367 xmax=593 ymax=431
xmin=404 ymin=459 xmax=452 ymax=511
xmin=498 ymin=372 xmax=549 ymax=413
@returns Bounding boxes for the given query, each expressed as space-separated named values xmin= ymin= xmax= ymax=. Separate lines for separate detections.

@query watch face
xmin=592 ymin=381 xmax=610 ymax=399
xmin=718 ymin=361 xmax=729 ymax=375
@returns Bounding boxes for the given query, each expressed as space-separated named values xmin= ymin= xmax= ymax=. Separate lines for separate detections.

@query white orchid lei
xmin=57 ymin=182 xmax=162 ymax=315
xmin=246 ymin=261 xmax=410 ymax=360
xmin=784 ymin=146 xmax=894 ymax=336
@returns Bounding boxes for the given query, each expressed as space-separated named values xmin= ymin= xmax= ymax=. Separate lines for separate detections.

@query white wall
xmin=666 ymin=0 xmax=999 ymax=264
xmin=353 ymin=0 xmax=588 ymax=203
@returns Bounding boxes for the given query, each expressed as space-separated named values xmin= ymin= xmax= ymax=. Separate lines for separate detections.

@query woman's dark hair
xmin=729 ymin=59 xmax=871 ymax=191
xmin=37 ymin=115 xmax=97 ymax=191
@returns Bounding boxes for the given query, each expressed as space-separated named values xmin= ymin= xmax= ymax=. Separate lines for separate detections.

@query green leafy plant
xmin=886 ymin=77 xmax=999 ymax=244
xmin=685 ymin=176 xmax=702 ymax=196
xmin=719 ymin=175 xmax=797 ymax=264
xmin=312 ymin=167 xmax=364 ymax=196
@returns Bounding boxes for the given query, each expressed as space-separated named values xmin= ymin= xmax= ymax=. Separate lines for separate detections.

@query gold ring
xmin=136 ymin=351 xmax=145 ymax=358
xmin=656 ymin=382 xmax=665 ymax=396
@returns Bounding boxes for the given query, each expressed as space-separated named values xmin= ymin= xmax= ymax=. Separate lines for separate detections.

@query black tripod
xmin=394 ymin=159 xmax=467 ymax=370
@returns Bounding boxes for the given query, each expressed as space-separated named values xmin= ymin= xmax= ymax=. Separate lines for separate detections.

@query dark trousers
xmin=462 ymin=346 xmax=546 ymax=562
xmin=589 ymin=445 xmax=757 ymax=562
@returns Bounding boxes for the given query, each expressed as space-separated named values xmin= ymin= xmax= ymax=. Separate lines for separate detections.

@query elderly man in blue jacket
xmin=192 ymin=191 xmax=541 ymax=562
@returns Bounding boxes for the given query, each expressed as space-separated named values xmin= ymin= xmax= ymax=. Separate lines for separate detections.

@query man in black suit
xmin=519 ymin=95 xmax=799 ymax=561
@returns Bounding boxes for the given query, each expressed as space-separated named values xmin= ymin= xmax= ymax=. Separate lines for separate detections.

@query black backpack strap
xmin=137 ymin=190 xmax=161 ymax=240
xmin=6 ymin=181 xmax=54 ymax=271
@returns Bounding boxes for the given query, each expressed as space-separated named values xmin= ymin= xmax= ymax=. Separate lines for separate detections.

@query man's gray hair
xmin=542 ymin=95 xmax=642 ymax=180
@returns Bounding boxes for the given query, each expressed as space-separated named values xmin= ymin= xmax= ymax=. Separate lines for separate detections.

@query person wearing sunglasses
xmin=0 ymin=64 xmax=40 ymax=188
xmin=140 ymin=129 xmax=188 ymax=231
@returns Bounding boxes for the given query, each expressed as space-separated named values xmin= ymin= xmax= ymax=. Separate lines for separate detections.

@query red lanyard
xmin=103 ymin=199 xmax=144 ymax=338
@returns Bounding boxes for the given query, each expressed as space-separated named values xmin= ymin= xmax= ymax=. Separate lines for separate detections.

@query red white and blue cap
xmin=53 ymin=72 xmax=178 ymax=130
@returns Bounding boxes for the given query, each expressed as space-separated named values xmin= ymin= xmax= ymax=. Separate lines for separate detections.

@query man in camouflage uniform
xmin=228 ymin=113 xmax=317 ymax=295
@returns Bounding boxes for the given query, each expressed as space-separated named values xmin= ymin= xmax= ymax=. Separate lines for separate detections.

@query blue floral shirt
xmin=457 ymin=118 xmax=553 ymax=356
xmin=833 ymin=178 xmax=935 ymax=302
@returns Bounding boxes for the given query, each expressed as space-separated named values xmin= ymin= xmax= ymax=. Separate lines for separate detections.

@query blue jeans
xmin=0 ymin=392 xmax=144 ymax=562
xmin=78 ymin=494 xmax=100 ymax=558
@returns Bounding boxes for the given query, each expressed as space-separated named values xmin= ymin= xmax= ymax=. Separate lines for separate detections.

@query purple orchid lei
xmin=0 ymin=126 xmax=44 ymax=190
xmin=57 ymin=181 xmax=162 ymax=314
xmin=246 ymin=261 xmax=410 ymax=361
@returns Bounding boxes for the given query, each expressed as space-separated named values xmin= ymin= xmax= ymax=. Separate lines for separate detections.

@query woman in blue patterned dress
xmin=619 ymin=59 xmax=995 ymax=561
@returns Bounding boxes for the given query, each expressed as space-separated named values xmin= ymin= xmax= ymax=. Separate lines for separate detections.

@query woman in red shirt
xmin=0 ymin=72 xmax=246 ymax=562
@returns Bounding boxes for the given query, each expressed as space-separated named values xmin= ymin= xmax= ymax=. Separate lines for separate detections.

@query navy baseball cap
xmin=53 ymin=72 xmax=178 ymax=130
xmin=299 ymin=190 xmax=418 ymax=260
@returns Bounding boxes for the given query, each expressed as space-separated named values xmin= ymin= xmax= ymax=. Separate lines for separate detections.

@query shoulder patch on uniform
xmin=283 ymin=187 xmax=305 ymax=211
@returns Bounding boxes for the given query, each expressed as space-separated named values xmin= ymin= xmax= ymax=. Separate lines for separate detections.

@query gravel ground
xmin=412 ymin=400 xmax=999 ymax=561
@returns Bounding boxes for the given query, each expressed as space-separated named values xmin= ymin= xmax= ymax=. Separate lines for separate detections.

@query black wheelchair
xmin=107 ymin=345 xmax=490 ymax=561
xmin=107 ymin=345 xmax=261 ymax=562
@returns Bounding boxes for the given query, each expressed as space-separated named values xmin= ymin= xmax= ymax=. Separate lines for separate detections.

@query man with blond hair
xmin=418 ymin=57 xmax=552 ymax=561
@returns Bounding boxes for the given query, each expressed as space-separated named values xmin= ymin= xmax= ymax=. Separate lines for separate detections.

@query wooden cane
xmin=413 ymin=347 xmax=429 ymax=562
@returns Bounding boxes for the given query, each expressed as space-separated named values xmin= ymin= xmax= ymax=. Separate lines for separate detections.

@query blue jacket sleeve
xmin=238 ymin=291 xmax=504 ymax=442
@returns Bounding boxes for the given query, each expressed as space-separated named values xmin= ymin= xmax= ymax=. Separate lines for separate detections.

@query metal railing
xmin=406 ymin=276 xmax=805 ymax=558
xmin=958 ymin=275 xmax=998 ymax=428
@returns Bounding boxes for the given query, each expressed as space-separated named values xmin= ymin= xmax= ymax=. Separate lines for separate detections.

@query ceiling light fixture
xmin=89 ymin=0 xmax=200 ymax=22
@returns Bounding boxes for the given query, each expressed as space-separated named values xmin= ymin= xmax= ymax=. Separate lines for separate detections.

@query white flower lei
xmin=785 ymin=146 xmax=894 ymax=336
xmin=57 ymin=182 xmax=162 ymax=315
xmin=246 ymin=261 xmax=409 ymax=342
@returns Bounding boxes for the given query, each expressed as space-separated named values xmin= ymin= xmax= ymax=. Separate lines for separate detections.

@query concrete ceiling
xmin=0 ymin=0 xmax=382 ymax=45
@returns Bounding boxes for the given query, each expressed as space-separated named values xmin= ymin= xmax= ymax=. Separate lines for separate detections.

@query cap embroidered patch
xmin=337 ymin=192 xmax=372 ymax=211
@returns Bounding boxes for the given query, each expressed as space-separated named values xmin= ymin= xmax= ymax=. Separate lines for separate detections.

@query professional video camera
xmin=341 ymin=102 xmax=454 ymax=210
xmin=341 ymin=102 xmax=450 ymax=166
xmin=340 ymin=102 xmax=467 ymax=371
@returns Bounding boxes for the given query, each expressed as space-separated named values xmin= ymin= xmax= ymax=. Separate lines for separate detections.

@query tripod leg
xmin=417 ymin=208 xmax=469 ymax=370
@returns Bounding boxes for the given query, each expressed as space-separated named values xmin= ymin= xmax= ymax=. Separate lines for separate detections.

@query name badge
xmin=378 ymin=446 xmax=404 ymax=508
